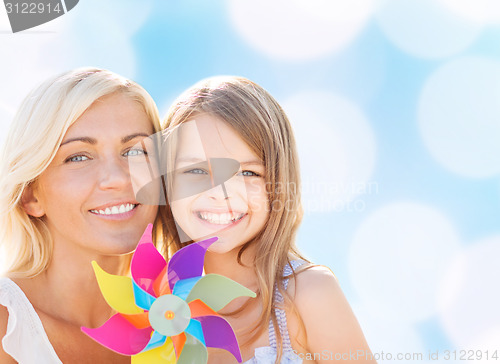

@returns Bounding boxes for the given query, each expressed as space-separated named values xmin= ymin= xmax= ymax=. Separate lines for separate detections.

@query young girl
xmin=0 ymin=68 xmax=163 ymax=363
xmin=160 ymin=76 xmax=376 ymax=363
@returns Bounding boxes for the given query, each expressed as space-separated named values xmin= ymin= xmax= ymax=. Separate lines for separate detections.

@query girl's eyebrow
xmin=240 ymin=160 xmax=264 ymax=166
xmin=60 ymin=133 xmax=150 ymax=147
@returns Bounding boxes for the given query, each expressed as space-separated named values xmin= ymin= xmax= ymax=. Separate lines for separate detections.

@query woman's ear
xmin=21 ymin=184 xmax=45 ymax=217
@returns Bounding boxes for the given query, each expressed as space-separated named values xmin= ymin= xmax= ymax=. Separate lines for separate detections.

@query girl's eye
xmin=239 ymin=170 xmax=261 ymax=177
xmin=185 ymin=168 xmax=208 ymax=175
xmin=124 ymin=148 xmax=147 ymax=157
xmin=65 ymin=154 xmax=90 ymax=163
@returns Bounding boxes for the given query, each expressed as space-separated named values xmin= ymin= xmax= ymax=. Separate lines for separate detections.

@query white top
xmin=0 ymin=277 xmax=62 ymax=363
xmin=242 ymin=260 xmax=305 ymax=364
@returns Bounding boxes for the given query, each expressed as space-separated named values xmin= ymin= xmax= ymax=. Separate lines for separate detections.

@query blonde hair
xmin=0 ymin=67 xmax=162 ymax=278
xmin=161 ymin=76 xmax=308 ymax=360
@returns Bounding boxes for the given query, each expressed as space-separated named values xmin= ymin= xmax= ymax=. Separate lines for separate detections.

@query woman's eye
xmin=65 ymin=154 xmax=89 ymax=163
xmin=239 ymin=170 xmax=260 ymax=177
xmin=185 ymin=168 xmax=208 ymax=175
xmin=124 ymin=148 xmax=147 ymax=157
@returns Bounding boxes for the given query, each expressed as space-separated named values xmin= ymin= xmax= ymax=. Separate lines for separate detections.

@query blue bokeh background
xmin=2 ymin=0 xmax=500 ymax=361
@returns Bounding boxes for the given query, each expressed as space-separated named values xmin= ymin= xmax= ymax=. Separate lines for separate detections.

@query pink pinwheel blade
xmin=81 ymin=314 xmax=153 ymax=355
xmin=131 ymin=224 xmax=166 ymax=296
xmin=167 ymin=237 xmax=217 ymax=291
xmin=196 ymin=315 xmax=242 ymax=362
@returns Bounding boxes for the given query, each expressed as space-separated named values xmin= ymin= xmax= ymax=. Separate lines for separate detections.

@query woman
xmin=0 ymin=68 xmax=163 ymax=363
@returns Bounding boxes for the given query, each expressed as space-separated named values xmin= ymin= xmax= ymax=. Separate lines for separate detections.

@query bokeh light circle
xmin=283 ymin=91 xmax=376 ymax=213
xmin=418 ymin=57 xmax=500 ymax=178
xmin=227 ymin=0 xmax=376 ymax=61
xmin=349 ymin=202 xmax=461 ymax=323
xmin=438 ymin=0 xmax=500 ymax=24
xmin=438 ymin=236 xmax=500 ymax=348
xmin=376 ymin=0 xmax=482 ymax=59
xmin=353 ymin=304 xmax=427 ymax=363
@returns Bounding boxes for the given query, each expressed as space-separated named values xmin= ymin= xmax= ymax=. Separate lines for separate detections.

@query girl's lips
xmin=194 ymin=210 xmax=247 ymax=228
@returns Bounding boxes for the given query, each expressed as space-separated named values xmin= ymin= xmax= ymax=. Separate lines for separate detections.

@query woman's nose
xmin=98 ymin=157 xmax=130 ymax=190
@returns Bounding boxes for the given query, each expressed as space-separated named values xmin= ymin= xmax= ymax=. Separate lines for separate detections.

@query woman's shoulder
xmin=0 ymin=279 xmax=17 ymax=363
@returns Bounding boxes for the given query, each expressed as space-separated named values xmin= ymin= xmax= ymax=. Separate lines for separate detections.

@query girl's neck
xmin=203 ymin=244 xmax=259 ymax=292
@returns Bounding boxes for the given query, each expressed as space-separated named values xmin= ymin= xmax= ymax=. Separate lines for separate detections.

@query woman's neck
xmin=18 ymin=241 xmax=130 ymax=329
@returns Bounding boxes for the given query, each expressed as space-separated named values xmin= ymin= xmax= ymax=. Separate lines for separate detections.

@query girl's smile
xmin=170 ymin=115 xmax=269 ymax=253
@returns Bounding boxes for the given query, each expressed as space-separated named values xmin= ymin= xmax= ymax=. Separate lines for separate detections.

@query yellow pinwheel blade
xmin=132 ymin=337 xmax=177 ymax=364
xmin=92 ymin=261 xmax=143 ymax=315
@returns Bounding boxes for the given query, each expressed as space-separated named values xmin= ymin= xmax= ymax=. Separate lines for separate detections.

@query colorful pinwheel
xmin=82 ymin=224 xmax=256 ymax=363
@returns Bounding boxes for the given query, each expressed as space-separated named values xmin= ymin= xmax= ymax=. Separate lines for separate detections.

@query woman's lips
xmin=89 ymin=203 xmax=139 ymax=220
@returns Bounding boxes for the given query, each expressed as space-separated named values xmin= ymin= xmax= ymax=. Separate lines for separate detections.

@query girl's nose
xmin=206 ymin=184 xmax=232 ymax=201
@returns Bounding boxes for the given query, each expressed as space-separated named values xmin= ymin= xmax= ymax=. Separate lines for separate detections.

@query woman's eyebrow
xmin=60 ymin=133 xmax=150 ymax=146
xmin=121 ymin=133 xmax=150 ymax=144
xmin=60 ymin=136 xmax=96 ymax=146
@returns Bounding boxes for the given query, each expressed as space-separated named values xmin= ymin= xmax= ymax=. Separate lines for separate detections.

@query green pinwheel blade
xmin=186 ymin=274 xmax=256 ymax=311
xmin=177 ymin=333 xmax=208 ymax=364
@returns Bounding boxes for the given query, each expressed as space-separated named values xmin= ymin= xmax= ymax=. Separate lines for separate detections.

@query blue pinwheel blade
xmin=141 ymin=330 xmax=167 ymax=352
xmin=184 ymin=319 xmax=205 ymax=346
xmin=172 ymin=277 xmax=202 ymax=301
xmin=133 ymin=281 xmax=156 ymax=311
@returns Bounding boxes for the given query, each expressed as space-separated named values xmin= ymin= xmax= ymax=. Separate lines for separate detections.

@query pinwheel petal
xmin=131 ymin=224 xmax=166 ymax=296
xmin=133 ymin=281 xmax=156 ymax=311
xmin=172 ymin=277 xmax=201 ymax=300
xmin=132 ymin=337 xmax=177 ymax=364
xmin=142 ymin=331 xmax=167 ymax=352
xmin=176 ymin=333 xmax=208 ymax=364
xmin=171 ymin=333 xmax=186 ymax=359
xmin=167 ymin=237 xmax=218 ymax=291
xmin=153 ymin=266 xmax=171 ymax=297
xmin=90 ymin=261 xmax=143 ymax=315
xmin=186 ymin=274 xmax=256 ymax=311
xmin=197 ymin=315 xmax=242 ymax=362
xmin=122 ymin=312 xmax=150 ymax=329
xmin=81 ymin=314 xmax=152 ymax=355
xmin=188 ymin=299 xmax=219 ymax=318
xmin=184 ymin=319 xmax=205 ymax=346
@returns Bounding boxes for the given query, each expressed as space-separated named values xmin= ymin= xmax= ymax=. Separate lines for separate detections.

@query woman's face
xmin=26 ymin=92 xmax=158 ymax=256
xmin=170 ymin=114 xmax=269 ymax=254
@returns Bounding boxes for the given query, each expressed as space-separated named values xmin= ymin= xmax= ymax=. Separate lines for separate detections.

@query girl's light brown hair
xmin=161 ymin=76 xmax=309 ymax=360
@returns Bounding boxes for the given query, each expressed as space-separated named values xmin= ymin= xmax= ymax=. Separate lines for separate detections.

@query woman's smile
xmin=31 ymin=92 xmax=159 ymax=255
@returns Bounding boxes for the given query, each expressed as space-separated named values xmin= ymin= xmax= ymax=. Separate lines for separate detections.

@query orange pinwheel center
xmin=165 ymin=310 xmax=175 ymax=320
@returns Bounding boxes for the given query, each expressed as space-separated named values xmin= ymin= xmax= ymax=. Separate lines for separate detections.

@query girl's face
xmin=25 ymin=93 xmax=158 ymax=256
xmin=170 ymin=114 xmax=269 ymax=254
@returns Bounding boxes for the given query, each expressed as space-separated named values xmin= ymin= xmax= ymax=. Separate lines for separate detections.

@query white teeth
xmin=198 ymin=212 xmax=244 ymax=225
xmin=91 ymin=204 xmax=136 ymax=216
